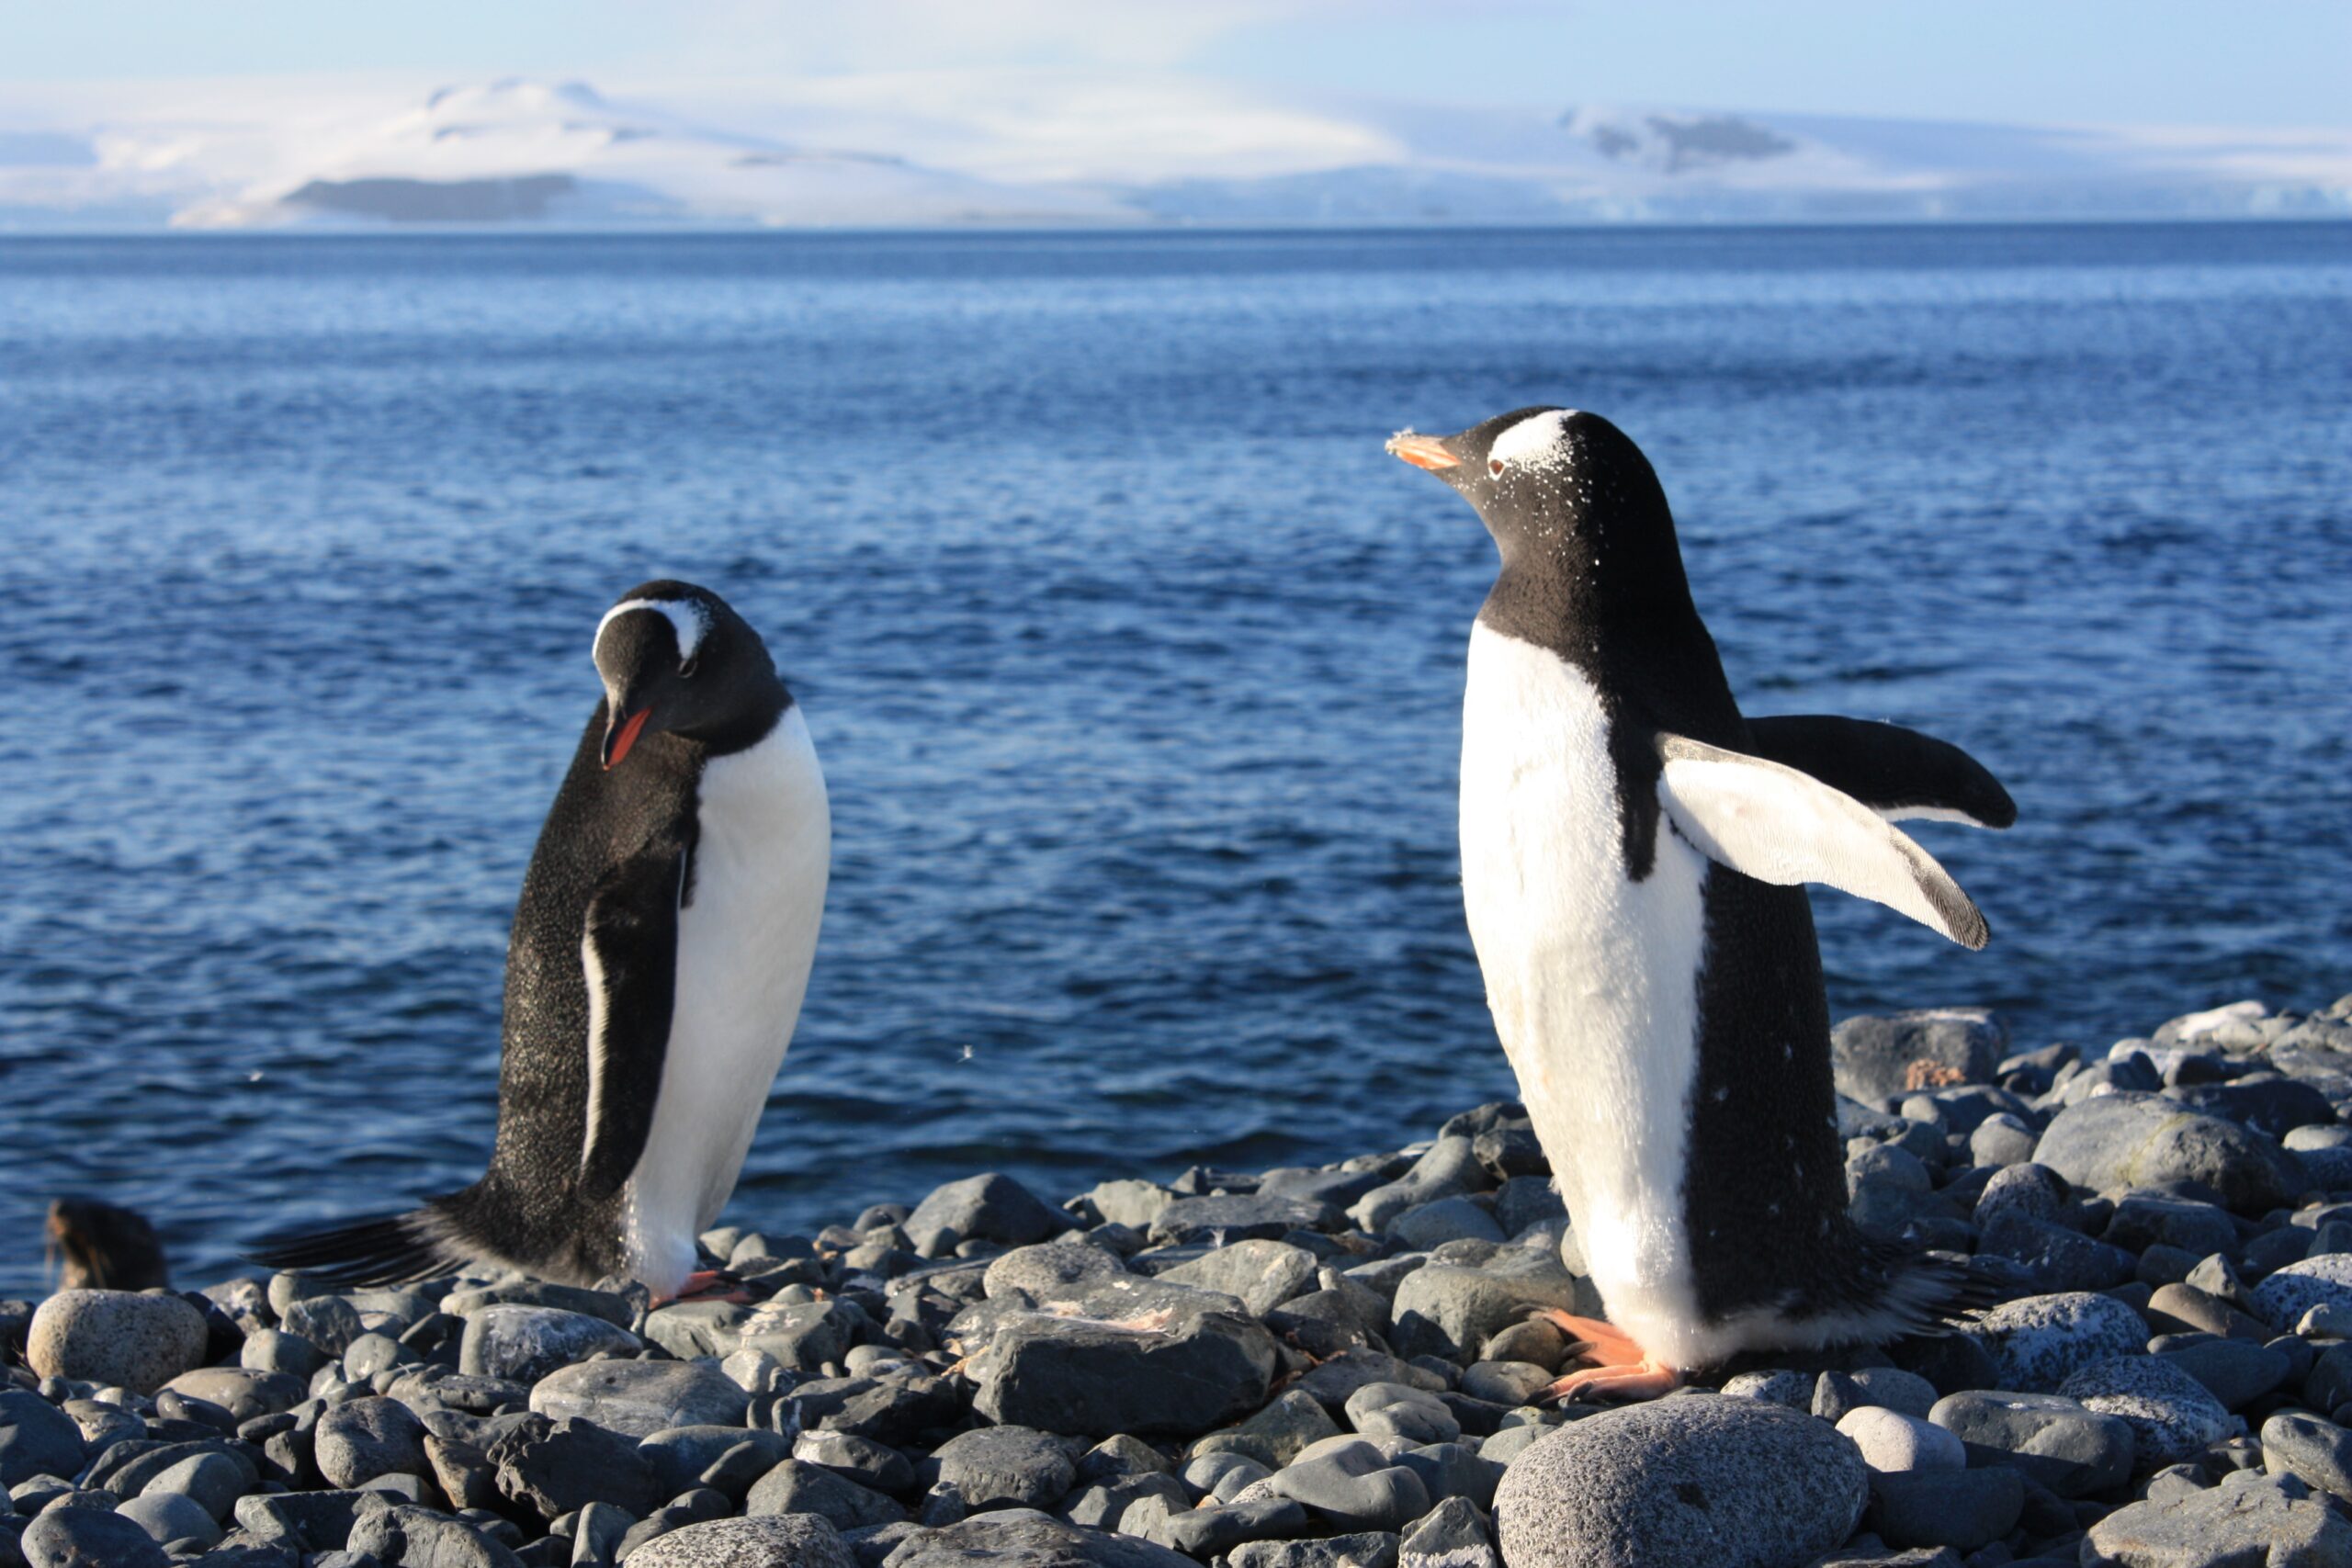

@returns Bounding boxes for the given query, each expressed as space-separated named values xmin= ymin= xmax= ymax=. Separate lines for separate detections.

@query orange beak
xmin=1385 ymin=432 xmax=1460 ymax=471
xmin=603 ymin=707 xmax=652 ymax=771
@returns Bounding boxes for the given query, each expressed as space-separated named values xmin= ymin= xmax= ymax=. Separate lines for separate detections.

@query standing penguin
xmin=256 ymin=581 xmax=830 ymax=1302
xmin=1388 ymin=410 xmax=2014 ymax=1399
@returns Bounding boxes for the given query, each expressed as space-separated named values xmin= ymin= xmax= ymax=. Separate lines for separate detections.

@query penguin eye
xmin=678 ymin=656 xmax=699 ymax=680
xmin=1487 ymin=458 xmax=1506 ymax=478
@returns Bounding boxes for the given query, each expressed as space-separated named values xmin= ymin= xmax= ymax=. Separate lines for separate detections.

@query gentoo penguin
xmin=1387 ymin=410 xmax=2015 ymax=1400
xmin=255 ymin=581 xmax=830 ymax=1302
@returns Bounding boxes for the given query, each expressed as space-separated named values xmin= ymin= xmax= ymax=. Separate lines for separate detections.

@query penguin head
xmin=1388 ymin=407 xmax=1692 ymax=617
xmin=591 ymin=581 xmax=781 ymax=770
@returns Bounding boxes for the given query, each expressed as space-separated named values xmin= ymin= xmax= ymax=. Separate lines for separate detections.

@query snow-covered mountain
xmin=2 ymin=71 xmax=2346 ymax=231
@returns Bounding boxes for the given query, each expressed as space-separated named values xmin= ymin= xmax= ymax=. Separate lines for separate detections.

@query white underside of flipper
xmin=1458 ymin=622 xmax=1716 ymax=1368
xmin=618 ymin=705 xmax=830 ymax=1296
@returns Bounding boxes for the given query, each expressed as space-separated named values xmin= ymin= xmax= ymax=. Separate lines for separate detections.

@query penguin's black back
xmin=464 ymin=705 xmax=706 ymax=1280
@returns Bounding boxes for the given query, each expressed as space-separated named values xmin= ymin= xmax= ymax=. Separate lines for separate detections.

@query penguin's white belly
xmin=621 ymin=706 xmax=830 ymax=1291
xmin=1459 ymin=622 xmax=1713 ymax=1360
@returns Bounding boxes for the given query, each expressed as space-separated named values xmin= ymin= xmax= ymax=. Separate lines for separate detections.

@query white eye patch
xmin=1487 ymin=409 xmax=1579 ymax=473
xmin=594 ymin=597 xmax=711 ymax=666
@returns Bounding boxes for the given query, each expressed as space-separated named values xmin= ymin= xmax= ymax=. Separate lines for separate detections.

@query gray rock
xmin=528 ymin=1358 xmax=746 ymax=1438
xmin=1231 ymin=1533 xmax=1399 ymax=1568
xmin=1813 ymin=1369 xmax=1939 ymax=1424
xmin=1397 ymin=1497 xmax=1497 ymax=1568
xmin=2102 ymin=1195 xmax=2239 ymax=1258
xmin=1967 ymin=1115 xmax=2039 ymax=1168
xmin=345 ymin=1503 xmax=526 ymax=1568
xmin=1386 ymin=1267 xmax=1595 ymax=1364
xmin=1267 ymin=1452 xmax=1430 ymax=1532
xmin=2264 ymin=1411 xmax=2352 ymax=1504
xmin=2254 ymin=1255 xmax=2352 ymax=1325
xmin=443 ymin=1280 xmax=635 ymax=1328
xmin=1159 ymin=1496 xmax=1314 ymax=1557
xmin=883 ymin=1509 xmax=1193 ymax=1568
xmin=142 ymin=1450 xmax=252 ymax=1520
xmin=1866 ymin=1467 xmax=2022 ymax=1552
xmin=797 ymin=1431 xmax=917 ymax=1497
xmin=1719 ymin=1371 xmax=1813 ymax=1410
xmin=905 ymin=1174 xmax=1078 ymax=1258
xmin=1388 ymin=1201 xmax=1506 ymax=1252
xmin=2035 ymin=1091 xmax=2304 ymax=1213
xmin=2154 ymin=1338 xmax=2290 ymax=1410
xmin=2171 ymin=1075 xmax=2337 ymax=1139
xmin=1972 ymin=1163 xmax=2067 ymax=1230
xmin=1394 ymin=1444 xmax=1500 ymax=1511
xmin=1061 ymin=1472 xmax=1189 ymax=1533
xmin=750 ymin=1461 xmax=910 ymax=1529
xmin=160 ymin=1367 xmax=307 ymax=1422
xmin=117 ymin=1490 xmax=221 ymax=1548
xmin=0 ymin=1390 xmax=86 ymax=1487
xmin=1351 ymin=1139 xmax=1490 ymax=1234
xmin=1833 ymin=1408 xmax=1963 ymax=1472
xmin=741 ymin=1299 xmax=871 ymax=1373
xmin=969 ymin=1312 xmax=1278 ymax=1438
xmin=639 ymin=1426 xmax=792 ymax=1497
xmin=232 ymin=1489 xmax=392 ymax=1552
xmin=1458 ymin=1361 xmax=1552 ymax=1407
xmin=1159 ymin=1242 xmax=1317 ymax=1317
xmin=241 ymin=1328 xmax=324 ymax=1381
xmin=280 ymin=1294 xmax=367 ymax=1358
xmin=486 ymin=1413 xmax=661 ymax=1520
xmin=2082 ymin=1475 xmax=2352 ymax=1568
xmin=924 ymin=1427 xmax=1077 ymax=1512
xmin=1927 ymin=1390 xmax=2133 ymax=1497
xmin=984 ymin=1243 xmax=1133 ymax=1303
xmin=458 ymin=1307 xmax=638 ymax=1385
xmin=1492 ymin=1396 xmax=1868 ymax=1568
xmin=1832 ymin=1010 xmax=2008 ymax=1102
xmin=314 ymin=1396 xmax=431 ymax=1489
xmin=1343 ymin=1384 xmax=1458 ymax=1447
xmin=1081 ymin=1180 xmax=1177 ymax=1232
xmin=1074 ymin=1435 xmax=1171 ymax=1483
xmin=2057 ymin=1355 xmax=2238 ymax=1472
xmin=1150 ymin=1195 xmax=1342 ymax=1247
xmin=18 ymin=1506 xmax=171 ymax=1568
xmin=25 ymin=1291 xmax=209 ymax=1395
xmin=1965 ymin=1292 xmax=2148 ymax=1393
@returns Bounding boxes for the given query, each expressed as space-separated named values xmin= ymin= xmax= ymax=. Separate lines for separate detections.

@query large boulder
xmin=1493 ymin=1395 xmax=1868 ymax=1568
xmin=26 ymin=1289 xmax=209 ymax=1394
xmin=2034 ymin=1092 xmax=2304 ymax=1213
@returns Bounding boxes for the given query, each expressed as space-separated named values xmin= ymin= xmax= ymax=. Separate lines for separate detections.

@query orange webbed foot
xmin=1531 ymin=1310 xmax=1685 ymax=1404
xmin=657 ymin=1269 xmax=756 ymax=1306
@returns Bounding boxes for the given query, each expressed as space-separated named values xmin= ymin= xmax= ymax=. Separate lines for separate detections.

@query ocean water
xmin=1 ymin=223 xmax=2347 ymax=1295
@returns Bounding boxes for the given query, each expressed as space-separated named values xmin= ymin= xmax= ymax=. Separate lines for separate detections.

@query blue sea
xmin=1 ymin=223 xmax=2347 ymax=1295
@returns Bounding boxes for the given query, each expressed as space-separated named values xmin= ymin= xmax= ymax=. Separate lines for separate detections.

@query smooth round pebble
xmin=26 ymin=1292 xmax=209 ymax=1396
xmin=1494 ymin=1395 xmax=1867 ymax=1568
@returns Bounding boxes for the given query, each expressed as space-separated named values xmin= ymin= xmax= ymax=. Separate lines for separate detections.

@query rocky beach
xmin=8 ymin=990 xmax=2352 ymax=1568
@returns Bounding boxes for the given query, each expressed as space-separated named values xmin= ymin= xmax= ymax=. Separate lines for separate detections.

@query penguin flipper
xmin=1746 ymin=715 xmax=2017 ymax=829
xmin=1656 ymin=733 xmax=1991 ymax=950
xmin=576 ymin=844 xmax=686 ymax=1199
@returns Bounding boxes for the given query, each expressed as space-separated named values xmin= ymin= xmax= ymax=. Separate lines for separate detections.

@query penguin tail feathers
xmin=1877 ymin=1247 xmax=2033 ymax=1339
xmin=247 ymin=1204 xmax=469 ymax=1288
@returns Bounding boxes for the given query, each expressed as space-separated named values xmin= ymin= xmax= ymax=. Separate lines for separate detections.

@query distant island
xmin=3 ymin=74 xmax=2348 ymax=231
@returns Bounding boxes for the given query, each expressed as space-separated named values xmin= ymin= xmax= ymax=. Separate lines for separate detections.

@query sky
xmin=6 ymin=0 xmax=2349 ymax=128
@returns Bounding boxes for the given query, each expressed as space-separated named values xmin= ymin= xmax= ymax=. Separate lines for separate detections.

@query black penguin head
xmin=1387 ymin=407 xmax=1695 ymax=624
xmin=591 ymin=581 xmax=784 ymax=770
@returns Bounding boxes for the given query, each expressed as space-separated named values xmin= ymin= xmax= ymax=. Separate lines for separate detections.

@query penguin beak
xmin=602 ymin=707 xmax=652 ymax=771
xmin=1385 ymin=432 xmax=1461 ymax=471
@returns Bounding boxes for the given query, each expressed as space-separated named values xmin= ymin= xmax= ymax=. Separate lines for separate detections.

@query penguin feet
xmin=1532 ymin=1311 xmax=1684 ymax=1404
xmin=664 ymin=1269 xmax=756 ymax=1305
